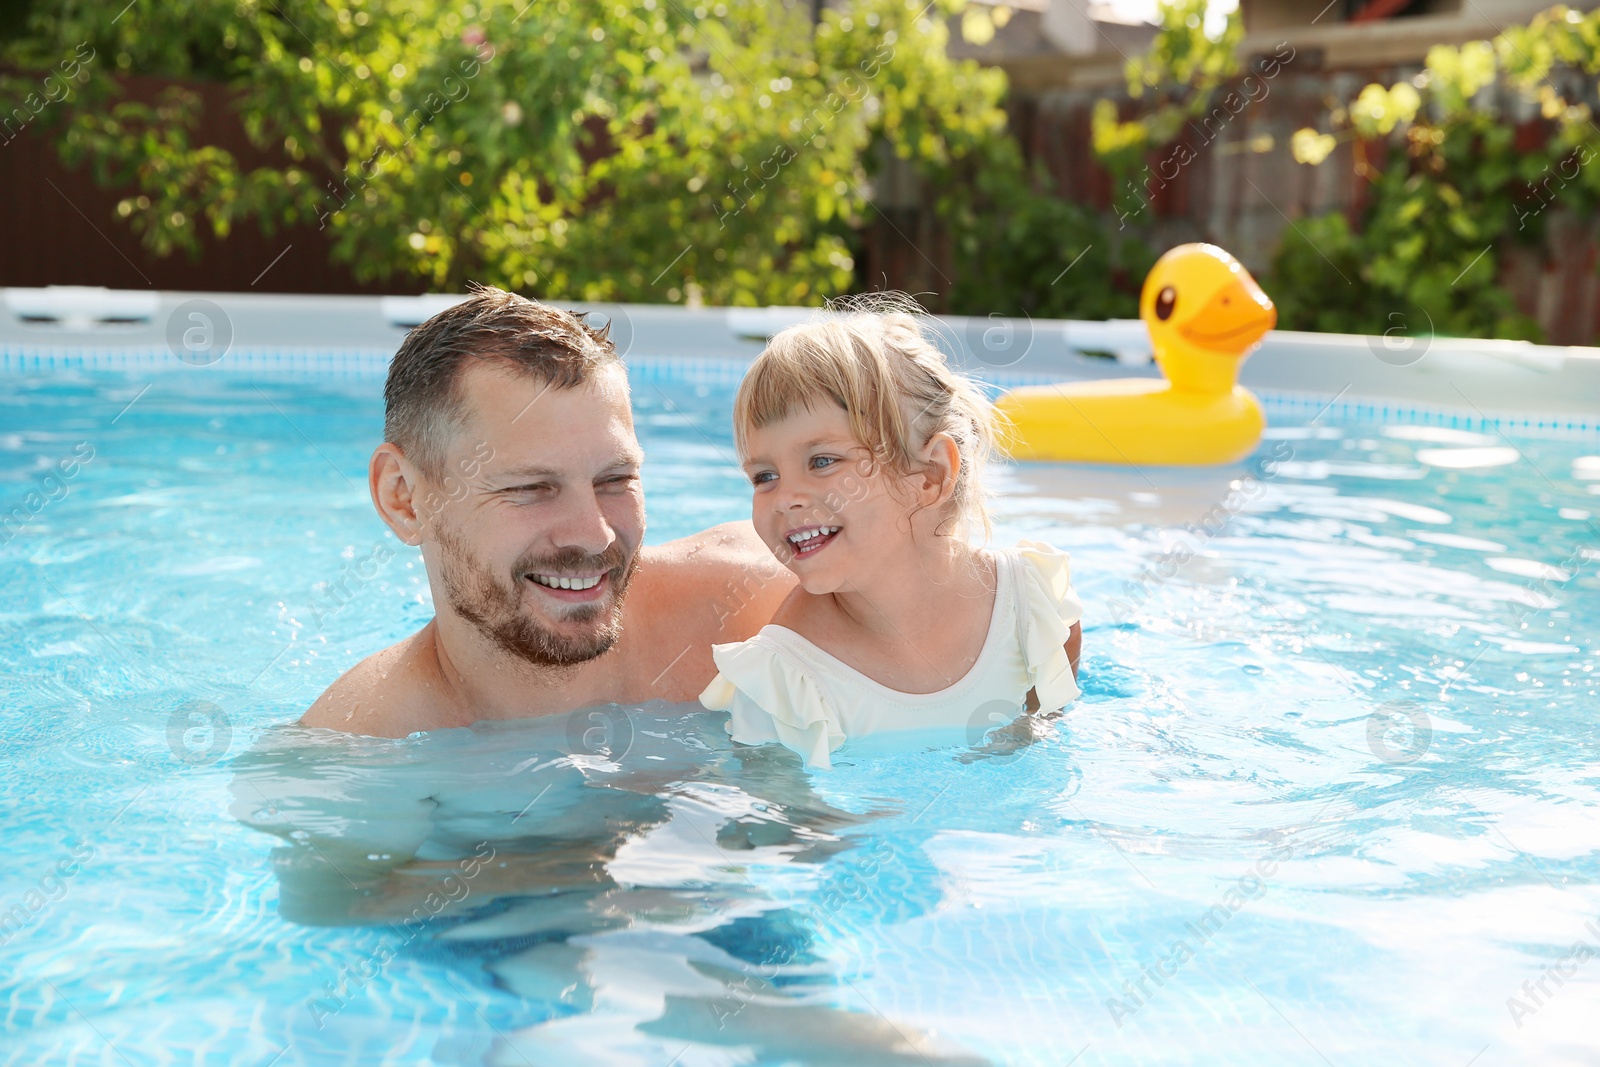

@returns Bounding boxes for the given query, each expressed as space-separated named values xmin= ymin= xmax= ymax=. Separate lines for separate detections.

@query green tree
xmin=1 ymin=0 xmax=1011 ymax=305
xmin=941 ymin=155 xmax=1152 ymax=321
xmin=1279 ymin=4 xmax=1600 ymax=341
xmin=1089 ymin=0 xmax=1242 ymax=224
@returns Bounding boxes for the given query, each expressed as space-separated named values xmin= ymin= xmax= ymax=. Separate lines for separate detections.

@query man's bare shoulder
xmin=638 ymin=521 xmax=794 ymax=622
xmin=300 ymin=627 xmax=452 ymax=738
xmin=644 ymin=520 xmax=777 ymax=568
xmin=616 ymin=522 xmax=795 ymax=700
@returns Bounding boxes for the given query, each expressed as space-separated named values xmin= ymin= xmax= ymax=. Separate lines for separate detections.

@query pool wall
xmin=3 ymin=285 xmax=1598 ymax=436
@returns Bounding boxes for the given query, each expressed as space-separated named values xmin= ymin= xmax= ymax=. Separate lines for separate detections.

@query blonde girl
xmin=699 ymin=299 xmax=1083 ymax=768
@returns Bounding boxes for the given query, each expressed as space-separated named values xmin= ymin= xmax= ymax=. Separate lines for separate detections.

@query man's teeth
xmin=787 ymin=526 xmax=839 ymax=545
xmin=530 ymin=574 xmax=602 ymax=590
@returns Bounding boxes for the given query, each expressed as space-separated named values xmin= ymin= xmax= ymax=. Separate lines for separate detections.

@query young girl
xmin=699 ymin=302 xmax=1083 ymax=768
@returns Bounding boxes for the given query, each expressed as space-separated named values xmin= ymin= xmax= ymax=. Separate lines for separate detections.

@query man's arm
xmin=625 ymin=521 xmax=796 ymax=702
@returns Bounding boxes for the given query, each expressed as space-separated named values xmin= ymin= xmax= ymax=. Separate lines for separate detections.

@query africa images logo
xmin=166 ymin=300 xmax=233 ymax=366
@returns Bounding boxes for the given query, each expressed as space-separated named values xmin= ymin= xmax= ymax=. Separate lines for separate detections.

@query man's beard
xmin=434 ymin=524 xmax=638 ymax=669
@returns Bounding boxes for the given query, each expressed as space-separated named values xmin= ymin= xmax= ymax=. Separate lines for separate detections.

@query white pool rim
xmin=3 ymin=287 xmax=1598 ymax=437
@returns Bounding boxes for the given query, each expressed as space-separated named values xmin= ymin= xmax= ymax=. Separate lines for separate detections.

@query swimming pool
xmin=3 ymin=359 xmax=1598 ymax=1065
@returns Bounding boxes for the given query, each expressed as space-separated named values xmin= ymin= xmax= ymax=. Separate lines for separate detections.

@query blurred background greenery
xmin=3 ymin=0 xmax=1600 ymax=342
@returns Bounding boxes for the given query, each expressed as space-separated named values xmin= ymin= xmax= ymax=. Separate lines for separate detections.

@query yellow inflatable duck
xmin=996 ymin=243 xmax=1277 ymax=465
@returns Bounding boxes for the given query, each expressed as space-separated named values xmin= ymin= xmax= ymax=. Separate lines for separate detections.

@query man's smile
xmin=525 ymin=569 xmax=611 ymax=602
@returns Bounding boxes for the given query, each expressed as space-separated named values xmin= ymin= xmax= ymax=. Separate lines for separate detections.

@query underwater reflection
xmin=230 ymin=705 xmax=989 ymax=1064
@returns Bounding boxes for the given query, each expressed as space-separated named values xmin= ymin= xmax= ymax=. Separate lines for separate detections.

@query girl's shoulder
xmin=1003 ymin=539 xmax=1079 ymax=613
xmin=997 ymin=539 xmax=1082 ymax=713
xmin=701 ymin=620 xmax=841 ymax=700
xmin=987 ymin=538 xmax=1081 ymax=634
xmin=700 ymin=625 xmax=846 ymax=767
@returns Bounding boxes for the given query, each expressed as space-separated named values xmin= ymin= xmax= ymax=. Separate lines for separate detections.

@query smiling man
xmin=301 ymin=286 xmax=793 ymax=737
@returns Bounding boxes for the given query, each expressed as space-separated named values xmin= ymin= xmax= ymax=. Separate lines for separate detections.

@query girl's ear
xmin=917 ymin=432 xmax=961 ymax=507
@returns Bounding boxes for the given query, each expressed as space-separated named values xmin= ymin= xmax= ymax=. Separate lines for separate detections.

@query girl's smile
xmin=783 ymin=523 xmax=841 ymax=556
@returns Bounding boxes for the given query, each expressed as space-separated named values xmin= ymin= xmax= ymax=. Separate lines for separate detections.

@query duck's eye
xmin=1156 ymin=287 xmax=1177 ymax=321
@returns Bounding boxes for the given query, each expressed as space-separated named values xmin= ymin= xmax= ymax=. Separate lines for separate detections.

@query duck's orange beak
xmin=1178 ymin=275 xmax=1277 ymax=353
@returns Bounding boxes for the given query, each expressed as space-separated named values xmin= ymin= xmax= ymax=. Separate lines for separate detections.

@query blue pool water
xmin=3 ymin=364 xmax=1599 ymax=1065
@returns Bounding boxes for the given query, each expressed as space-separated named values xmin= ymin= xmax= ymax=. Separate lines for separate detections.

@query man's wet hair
xmin=383 ymin=284 xmax=619 ymax=476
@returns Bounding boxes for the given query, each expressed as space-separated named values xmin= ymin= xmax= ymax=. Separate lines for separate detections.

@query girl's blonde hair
xmin=732 ymin=294 xmax=998 ymax=539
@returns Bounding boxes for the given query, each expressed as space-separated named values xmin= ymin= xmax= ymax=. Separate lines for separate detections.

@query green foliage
xmin=1267 ymin=214 xmax=1375 ymax=335
xmin=0 ymin=0 xmax=1015 ymax=305
xmin=26 ymin=0 xmax=1590 ymax=342
xmin=1279 ymin=4 xmax=1600 ymax=341
xmin=1347 ymin=81 xmax=1421 ymax=137
xmin=1124 ymin=0 xmax=1241 ymax=98
xmin=1090 ymin=0 xmax=1241 ymax=219
xmin=1275 ymin=105 xmax=1546 ymax=340
xmin=942 ymin=160 xmax=1150 ymax=320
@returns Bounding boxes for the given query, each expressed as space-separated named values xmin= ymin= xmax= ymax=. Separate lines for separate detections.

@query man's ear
xmin=371 ymin=443 xmax=427 ymax=546
xmin=917 ymin=432 xmax=961 ymax=508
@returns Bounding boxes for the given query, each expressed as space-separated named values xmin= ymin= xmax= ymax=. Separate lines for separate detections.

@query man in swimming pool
xmin=301 ymin=285 xmax=794 ymax=737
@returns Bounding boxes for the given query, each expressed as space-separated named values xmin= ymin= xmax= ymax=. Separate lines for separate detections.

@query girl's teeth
xmin=788 ymin=526 xmax=838 ymax=545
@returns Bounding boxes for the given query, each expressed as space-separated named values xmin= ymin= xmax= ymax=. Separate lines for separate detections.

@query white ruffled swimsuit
xmin=699 ymin=540 xmax=1083 ymax=768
